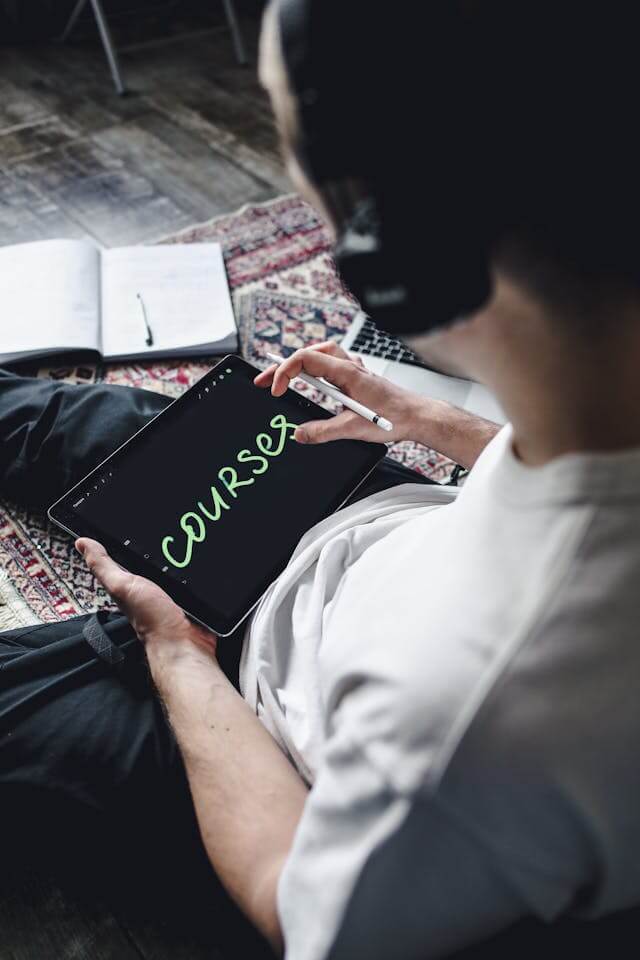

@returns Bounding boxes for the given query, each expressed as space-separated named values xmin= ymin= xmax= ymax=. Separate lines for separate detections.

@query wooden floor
xmin=1 ymin=4 xmax=284 ymax=958
xmin=0 ymin=2 xmax=289 ymax=249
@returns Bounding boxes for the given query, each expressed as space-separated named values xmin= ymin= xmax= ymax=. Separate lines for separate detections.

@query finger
xmin=295 ymin=410 xmax=368 ymax=444
xmin=76 ymin=538 xmax=133 ymax=604
xmin=306 ymin=340 xmax=353 ymax=361
xmin=272 ymin=347 xmax=361 ymax=397
xmin=306 ymin=340 xmax=367 ymax=368
xmin=255 ymin=345 xmax=365 ymax=391
xmin=307 ymin=340 xmax=367 ymax=368
xmin=253 ymin=362 xmax=278 ymax=387
xmin=255 ymin=344 xmax=346 ymax=390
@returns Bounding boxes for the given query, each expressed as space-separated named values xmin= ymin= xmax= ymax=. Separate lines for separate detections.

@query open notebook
xmin=0 ymin=239 xmax=238 ymax=365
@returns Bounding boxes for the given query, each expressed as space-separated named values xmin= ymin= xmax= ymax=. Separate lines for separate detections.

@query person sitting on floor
xmin=2 ymin=1 xmax=640 ymax=957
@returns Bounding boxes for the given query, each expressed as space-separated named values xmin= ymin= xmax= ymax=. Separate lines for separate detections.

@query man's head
xmin=260 ymin=0 xmax=640 ymax=380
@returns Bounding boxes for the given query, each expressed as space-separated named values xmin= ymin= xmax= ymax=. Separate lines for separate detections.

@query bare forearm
xmin=149 ymin=648 xmax=308 ymax=953
xmin=408 ymin=395 xmax=501 ymax=469
xmin=76 ymin=540 xmax=306 ymax=950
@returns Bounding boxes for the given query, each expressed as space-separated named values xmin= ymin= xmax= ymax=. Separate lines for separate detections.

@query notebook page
xmin=100 ymin=244 xmax=236 ymax=359
xmin=0 ymin=240 xmax=100 ymax=362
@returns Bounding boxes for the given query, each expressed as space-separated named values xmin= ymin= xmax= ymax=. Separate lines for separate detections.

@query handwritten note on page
xmin=100 ymin=244 xmax=236 ymax=360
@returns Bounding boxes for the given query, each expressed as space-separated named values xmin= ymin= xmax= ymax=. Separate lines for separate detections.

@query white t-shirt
xmin=240 ymin=426 xmax=640 ymax=960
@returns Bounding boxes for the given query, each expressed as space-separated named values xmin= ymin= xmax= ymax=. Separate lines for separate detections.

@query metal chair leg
xmin=60 ymin=0 xmax=90 ymax=43
xmin=60 ymin=0 xmax=242 ymax=89
xmin=59 ymin=0 xmax=126 ymax=96
xmin=222 ymin=0 xmax=248 ymax=65
xmin=89 ymin=0 xmax=127 ymax=95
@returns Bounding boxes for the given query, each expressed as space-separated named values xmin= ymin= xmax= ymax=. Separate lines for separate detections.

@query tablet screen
xmin=49 ymin=355 xmax=386 ymax=635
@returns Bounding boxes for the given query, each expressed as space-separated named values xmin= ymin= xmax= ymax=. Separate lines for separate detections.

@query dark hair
xmin=277 ymin=0 xmax=640 ymax=323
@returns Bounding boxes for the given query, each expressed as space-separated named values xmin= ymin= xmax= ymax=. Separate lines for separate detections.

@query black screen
xmin=61 ymin=357 xmax=385 ymax=632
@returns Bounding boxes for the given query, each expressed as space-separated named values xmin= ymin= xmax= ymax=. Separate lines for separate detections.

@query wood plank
xmin=128 ymin=103 xmax=277 ymax=191
xmin=9 ymin=136 xmax=195 ymax=246
xmin=9 ymin=138 xmax=123 ymax=195
xmin=162 ymin=69 xmax=281 ymax=163
xmin=0 ymin=167 xmax=93 ymax=244
xmin=0 ymin=48 xmax=136 ymax=134
xmin=0 ymin=78 xmax=50 ymax=133
xmin=6 ymin=112 xmax=278 ymax=248
xmin=147 ymin=90 xmax=290 ymax=194
xmin=91 ymin=110 xmax=276 ymax=228
xmin=1 ymin=42 xmax=154 ymax=128
xmin=138 ymin=25 xmax=285 ymax=170
xmin=0 ymin=114 xmax=81 ymax=164
xmin=0 ymin=871 xmax=141 ymax=960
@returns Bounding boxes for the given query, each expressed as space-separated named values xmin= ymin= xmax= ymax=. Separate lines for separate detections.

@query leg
xmin=0 ymin=368 xmax=169 ymax=512
xmin=0 ymin=613 xmax=194 ymax=898
xmin=0 ymin=612 xmax=270 ymax=953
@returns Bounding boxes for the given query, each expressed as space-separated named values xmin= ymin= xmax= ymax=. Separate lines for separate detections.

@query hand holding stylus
xmin=253 ymin=341 xmax=427 ymax=445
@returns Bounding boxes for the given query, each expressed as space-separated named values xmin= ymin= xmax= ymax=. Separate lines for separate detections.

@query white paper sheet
xmin=0 ymin=240 xmax=100 ymax=362
xmin=100 ymin=244 xmax=235 ymax=359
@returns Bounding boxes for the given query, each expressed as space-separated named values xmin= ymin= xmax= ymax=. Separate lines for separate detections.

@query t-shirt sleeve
xmin=278 ymin=730 xmax=526 ymax=960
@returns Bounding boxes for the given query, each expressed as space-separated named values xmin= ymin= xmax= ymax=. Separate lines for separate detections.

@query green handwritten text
xmin=161 ymin=413 xmax=298 ymax=570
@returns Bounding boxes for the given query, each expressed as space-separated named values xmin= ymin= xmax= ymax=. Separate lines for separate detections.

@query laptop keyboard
xmin=349 ymin=317 xmax=430 ymax=369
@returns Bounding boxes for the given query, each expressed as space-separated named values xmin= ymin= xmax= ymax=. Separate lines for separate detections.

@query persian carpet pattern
xmin=0 ymin=195 xmax=453 ymax=627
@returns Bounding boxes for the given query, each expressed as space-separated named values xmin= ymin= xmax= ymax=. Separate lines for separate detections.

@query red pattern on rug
xmin=0 ymin=195 xmax=453 ymax=627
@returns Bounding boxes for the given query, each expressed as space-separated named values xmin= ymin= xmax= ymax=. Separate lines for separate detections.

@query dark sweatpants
xmin=0 ymin=367 xmax=435 ymax=949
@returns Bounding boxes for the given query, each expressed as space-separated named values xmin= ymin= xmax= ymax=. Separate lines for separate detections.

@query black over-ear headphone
xmin=277 ymin=0 xmax=640 ymax=337
xmin=276 ymin=0 xmax=495 ymax=336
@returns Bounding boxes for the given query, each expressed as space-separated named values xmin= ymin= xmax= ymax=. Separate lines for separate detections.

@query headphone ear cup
xmin=333 ymin=228 xmax=383 ymax=307
xmin=334 ymin=198 xmax=413 ymax=328
xmin=334 ymin=197 xmax=493 ymax=335
xmin=333 ymin=198 xmax=392 ymax=295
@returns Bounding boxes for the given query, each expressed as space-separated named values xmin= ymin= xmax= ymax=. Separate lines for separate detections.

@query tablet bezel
xmin=48 ymin=355 xmax=387 ymax=637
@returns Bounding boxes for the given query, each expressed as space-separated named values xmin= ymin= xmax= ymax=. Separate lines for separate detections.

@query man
xmin=2 ymin=1 xmax=640 ymax=957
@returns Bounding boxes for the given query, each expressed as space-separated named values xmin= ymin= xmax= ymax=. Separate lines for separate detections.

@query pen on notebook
xmin=136 ymin=292 xmax=154 ymax=347
xmin=265 ymin=351 xmax=394 ymax=432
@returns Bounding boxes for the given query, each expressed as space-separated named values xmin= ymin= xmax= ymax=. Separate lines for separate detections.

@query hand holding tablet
xmin=49 ymin=355 xmax=386 ymax=635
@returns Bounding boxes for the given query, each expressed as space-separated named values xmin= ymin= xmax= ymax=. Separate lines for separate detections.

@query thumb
xmin=295 ymin=411 xmax=358 ymax=445
xmin=76 ymin=537 xmax=133 ymax=604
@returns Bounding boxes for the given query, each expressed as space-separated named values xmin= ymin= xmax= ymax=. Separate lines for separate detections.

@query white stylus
xmin=265 ymin=351 xmax=394 ymax=433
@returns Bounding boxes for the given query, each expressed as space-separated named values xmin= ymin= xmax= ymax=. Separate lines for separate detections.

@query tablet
xmin=48 ymin=355 xmax=387 ymax=636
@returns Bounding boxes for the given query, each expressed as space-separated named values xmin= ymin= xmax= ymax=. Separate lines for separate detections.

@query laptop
xmin=341 ymin=313 xmax=506 ymax=424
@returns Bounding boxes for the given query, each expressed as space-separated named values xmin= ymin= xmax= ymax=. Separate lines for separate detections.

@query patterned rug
xmin=0 ymin=194 xmax=453 ymax=630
